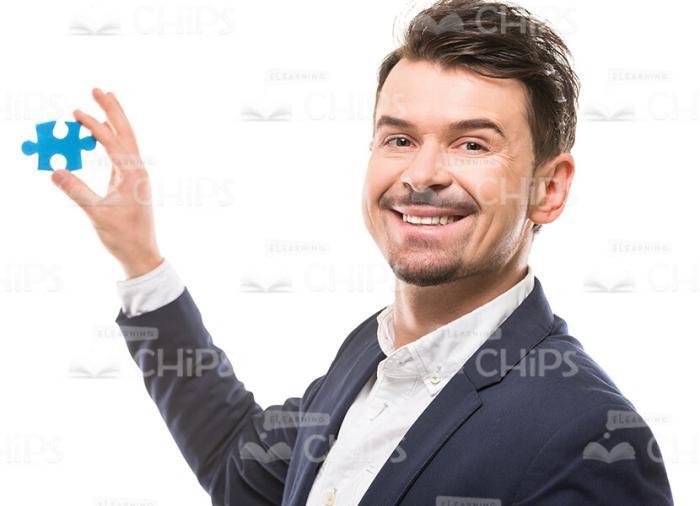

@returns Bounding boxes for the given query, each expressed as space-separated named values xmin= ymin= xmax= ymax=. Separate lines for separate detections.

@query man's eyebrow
xmin=375 ymin=115 xmax=506 ymax=138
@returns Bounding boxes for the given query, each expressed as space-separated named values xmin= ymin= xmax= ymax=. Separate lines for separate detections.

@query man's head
xmin=362 ymin=0 xmax=579 ymax=287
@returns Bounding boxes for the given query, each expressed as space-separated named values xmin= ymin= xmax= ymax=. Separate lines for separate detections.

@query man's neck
xmin=391 ymin=259 xmax=529 ymax=350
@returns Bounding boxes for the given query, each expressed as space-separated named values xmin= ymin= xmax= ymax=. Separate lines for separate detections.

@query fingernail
xmin=53 ymin=169 xmax=67 ymax=182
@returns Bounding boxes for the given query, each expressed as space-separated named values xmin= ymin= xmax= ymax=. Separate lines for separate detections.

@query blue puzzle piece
xmin=21 ymin=121 xmax=96 ymax=171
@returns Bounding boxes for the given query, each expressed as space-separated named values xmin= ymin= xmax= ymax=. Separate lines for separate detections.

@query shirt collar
xmin=375 ymin=265 xmax=535 ymax=395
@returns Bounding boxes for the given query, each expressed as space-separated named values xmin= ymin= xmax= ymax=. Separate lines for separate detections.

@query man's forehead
xmin=376 ymin=59 xmax=529 ymax=131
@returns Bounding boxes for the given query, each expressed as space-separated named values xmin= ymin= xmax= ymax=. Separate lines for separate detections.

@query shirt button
xmin=324 ymin=487 xmax=336 ymax=505
xmin=430 ymin=371 xmax=441 ymax=384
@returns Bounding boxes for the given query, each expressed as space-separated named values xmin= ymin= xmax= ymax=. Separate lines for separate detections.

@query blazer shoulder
xmin=490 ymin=315 xmax=638 ymax=426
xmin=504 ymin=321 xmax=673 ymax=503
xmin=530 ymin=320 xmax=636 ymax=412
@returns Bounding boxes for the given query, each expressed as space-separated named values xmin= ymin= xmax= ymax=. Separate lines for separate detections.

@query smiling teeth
xmin=403 ymin=214 xmax=458 ymax=225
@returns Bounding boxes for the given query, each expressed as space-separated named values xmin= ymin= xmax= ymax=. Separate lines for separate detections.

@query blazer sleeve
xmin=512 ymin=403 xmax=674 ymax=505
xmin=115 ymin=287 xmax=333 ymax=505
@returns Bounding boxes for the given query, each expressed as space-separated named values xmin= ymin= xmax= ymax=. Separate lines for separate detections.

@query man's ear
xmin=528 ymin=152 xmax=575 ymax=227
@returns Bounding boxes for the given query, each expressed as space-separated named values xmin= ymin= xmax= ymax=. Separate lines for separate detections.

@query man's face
xmin=362 ymin=58 xmax=537 ymax=286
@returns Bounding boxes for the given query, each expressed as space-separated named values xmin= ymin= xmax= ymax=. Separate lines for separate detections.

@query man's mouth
xmin=400 ymin=213 xmax=464 ymax=226
xmin=390 ymin=206 xmax=470 ymax=227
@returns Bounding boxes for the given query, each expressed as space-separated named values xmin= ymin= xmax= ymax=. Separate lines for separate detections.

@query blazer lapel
xmin=287 ymin=315 xmax=386 ymax=504
xmin=358 ymin=363 xmax=482 ymax=506
xmin=358 ymin=276 xmax=555 ymax=505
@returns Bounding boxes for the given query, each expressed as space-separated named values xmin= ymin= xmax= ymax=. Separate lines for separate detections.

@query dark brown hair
xmin=374 ymin=0 xmax=580 ymax=233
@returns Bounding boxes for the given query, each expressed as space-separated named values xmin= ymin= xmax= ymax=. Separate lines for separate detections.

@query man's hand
xmin=51 ymin=88 xmax=163 ymax=279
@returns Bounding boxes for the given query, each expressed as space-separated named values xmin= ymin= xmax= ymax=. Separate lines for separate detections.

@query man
xmin=52 ymin=0 xmax=673 ymax=504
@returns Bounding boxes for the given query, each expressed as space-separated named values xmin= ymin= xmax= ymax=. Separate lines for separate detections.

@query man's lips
xmin=388 ymin=207 xmax=474 ymax=237
xmin=392 ymin=205 xmax=469 ymax=218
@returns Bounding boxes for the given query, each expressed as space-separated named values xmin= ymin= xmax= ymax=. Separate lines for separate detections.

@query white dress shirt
xmin=116 ymin=259 xmax=185 ymax=318
xmin=116 ymin=260 xmax=534 ymax=505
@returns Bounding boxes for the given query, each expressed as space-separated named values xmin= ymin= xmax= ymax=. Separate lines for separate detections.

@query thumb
xmin=51 ymin=169 xmax=101 ymax=210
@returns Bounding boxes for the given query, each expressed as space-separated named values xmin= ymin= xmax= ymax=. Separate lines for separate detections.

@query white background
xmin=1 ymin=0 xmax=698 ymax=504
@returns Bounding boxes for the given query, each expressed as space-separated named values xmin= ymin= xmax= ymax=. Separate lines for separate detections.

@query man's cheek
xmin=466 ymin=175 xmax=501 ymax=207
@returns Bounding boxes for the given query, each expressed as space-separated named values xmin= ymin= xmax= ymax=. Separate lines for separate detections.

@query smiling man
xmin=52 ymin=0 xmax=673 ymax=505
xmin=364 ymin=58 xmax=550 ymax=348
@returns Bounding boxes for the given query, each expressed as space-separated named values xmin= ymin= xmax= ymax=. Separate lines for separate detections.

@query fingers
xmin=73 ymin=109 xmax=137 ymax=173
xmin=72 ymin=88 xmax=147 ymax=181
xmin=73 ymin=109 xmax=117 ymax=151
xmin=102 ymin=120 xmax=116 ymax=135
xmin=92 ymin=88 xmax=134 ymax=138
xmin=51 ymin=169 xmax=101 ymax=210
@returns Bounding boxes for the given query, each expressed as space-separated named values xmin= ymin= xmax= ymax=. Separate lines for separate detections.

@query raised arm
xmin=115 ymin=286 xmax=327 ymax=504
xmin=51 ymin=89 xmax=328 ymax=504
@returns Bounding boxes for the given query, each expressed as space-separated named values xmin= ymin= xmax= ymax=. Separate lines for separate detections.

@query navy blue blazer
xmin=115 ymin=276 xmax=673 ymax=505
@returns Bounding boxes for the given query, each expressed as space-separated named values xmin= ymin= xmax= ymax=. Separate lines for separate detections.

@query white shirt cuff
xmin=116 ymin=258 xmax=186 ymax=318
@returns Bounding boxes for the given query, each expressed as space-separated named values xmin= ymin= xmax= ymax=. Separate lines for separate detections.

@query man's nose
xmin=400 ymin=145 xmax=452 ymax=192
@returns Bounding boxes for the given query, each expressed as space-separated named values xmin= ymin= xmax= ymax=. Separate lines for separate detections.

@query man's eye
xmin=385 ymin=136 xmax=413 ymax=148
xmin=462 ymin=141 xmax=485 ymax=151
xmin=383 ymin=137 xmax=487 ymax=152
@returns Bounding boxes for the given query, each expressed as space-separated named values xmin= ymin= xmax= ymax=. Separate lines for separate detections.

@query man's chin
xmin=390 ymin=258 xmax=464 ymax=287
